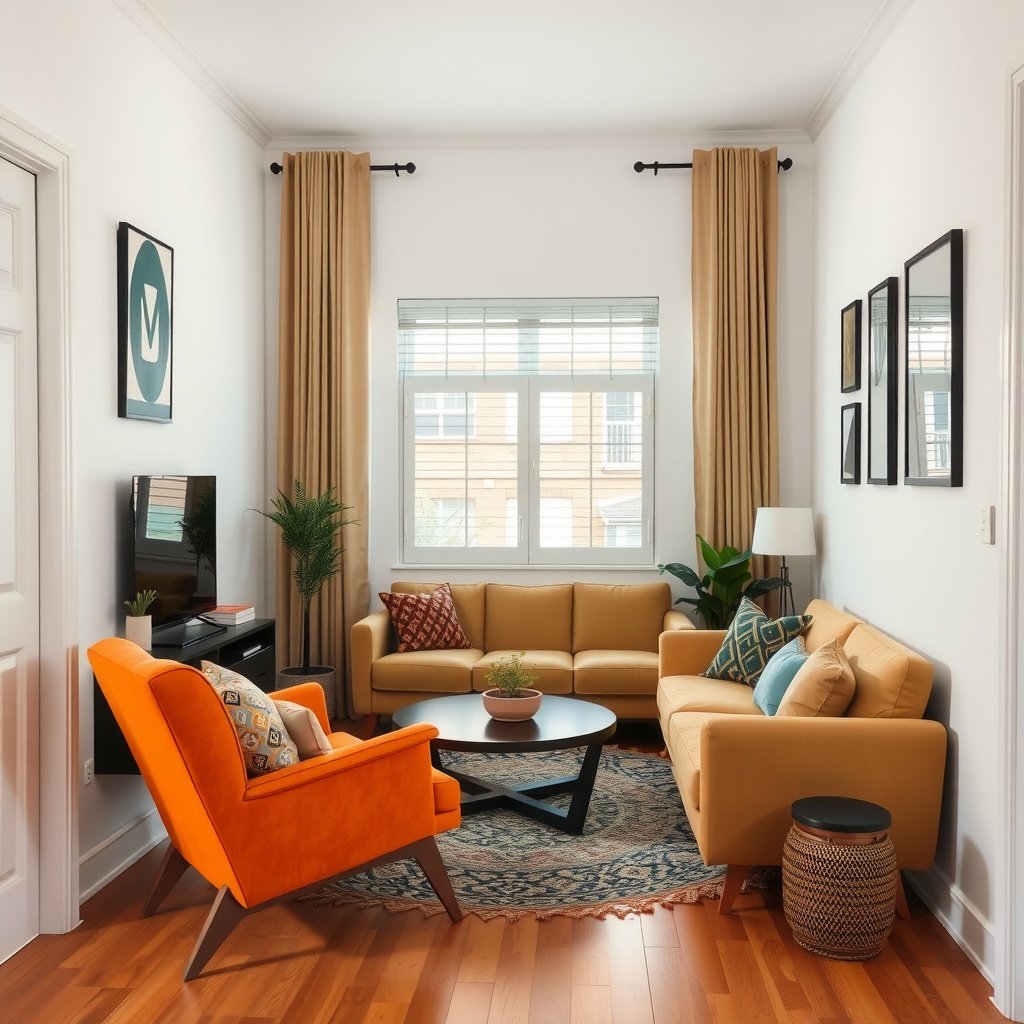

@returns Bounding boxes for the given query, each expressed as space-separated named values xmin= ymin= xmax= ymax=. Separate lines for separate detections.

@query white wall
xmin=264 ymin=135 xmax=817 ymax=607
xmin=812 ymin=0 xmax=1024 ymax=979
xmin=2 ymin=0 xmax=267 ymax=898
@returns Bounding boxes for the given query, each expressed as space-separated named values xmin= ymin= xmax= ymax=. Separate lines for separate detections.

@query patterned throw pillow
xmin=752 ymin=636 xmax=808 ymax=715
xmin=379 ymin=583 xmax=472 ymax=653
xmin=702 ymin=597 xmax=812 ymax=687
xmin=201 ymin=661 xmax=299 ymax=776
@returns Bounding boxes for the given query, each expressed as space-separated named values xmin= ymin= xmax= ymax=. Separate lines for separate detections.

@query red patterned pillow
xmin=379 ymin=583 xmax=472 ymax=653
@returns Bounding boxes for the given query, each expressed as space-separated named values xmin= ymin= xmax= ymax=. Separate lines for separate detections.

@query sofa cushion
xmin=373 ymin=648 xmax=482 ymax=693
xmin=776 ymin=639 xmax=855 ymax=718
xmin=702 ymin=597 xmax=811 ymax=686
xmin=572 ymin=582 xmax=670 ymax=654
xmin=379 ymin=583 xmax=472 ymax=653
xmin=472 ymin=650 xmax=573 ymax=694
xmin=667 ymin=713 xmax=703 ymax=810
xmin=844 ymin=623 xmax=933 ymax=719
xmin=391 ymin=582 xmax=486 ymax=650
xmin=484 ymin=584 xmax=573 ymax=653
xmin=573 ymin=650 xmax=659 ymax=695
xmin=801 ymin=599 xmax=861 ymax=653
xmin=753 ymin=636 xmax=808 ymax=716
xmin=657 ymin=675 xmax=759 ymax=727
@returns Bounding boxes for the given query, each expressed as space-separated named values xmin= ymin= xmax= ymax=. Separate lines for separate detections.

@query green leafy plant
xmin=485 ymin=651 xmax=538 ymax=698
xmin=658 ymin=534 xmax=788 ymax=629
xmin=256 ymin=481 xmax=357 ymax=671
xmin=124 ymin=589 xmax=157 ymax=617
xmin=177 ymin=484 xmax=216 ymax=576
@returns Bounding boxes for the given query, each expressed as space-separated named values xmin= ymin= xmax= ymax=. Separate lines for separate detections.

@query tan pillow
xmin=275 ymin=700 xmax=334 ymax=759
xmin=776 ymin=639 xmax=855 ymax=718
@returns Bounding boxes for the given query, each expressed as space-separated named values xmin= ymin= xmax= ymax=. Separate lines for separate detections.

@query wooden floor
xmin=0 ymin=720 xmax=1008 ymax=1023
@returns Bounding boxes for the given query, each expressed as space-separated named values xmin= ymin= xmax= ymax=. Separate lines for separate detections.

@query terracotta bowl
xmin=481 ymin=688 xmax=543 ymax=721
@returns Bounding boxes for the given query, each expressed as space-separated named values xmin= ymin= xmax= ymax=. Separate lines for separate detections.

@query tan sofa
xmin=657 ymin=598 xmax=947 ymax=912
xmin=352 ymin=581 xmax=692 ymax=721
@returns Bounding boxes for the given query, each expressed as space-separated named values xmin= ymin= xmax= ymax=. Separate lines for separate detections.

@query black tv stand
xmin=152 ymin=617 xmax=227 ymax=648
xmin=94 ymin=617 xmax=275 ymax=774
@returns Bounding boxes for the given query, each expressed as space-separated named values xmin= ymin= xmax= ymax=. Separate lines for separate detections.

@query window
xmin=400 ymin=298 xmax=657 ymax=565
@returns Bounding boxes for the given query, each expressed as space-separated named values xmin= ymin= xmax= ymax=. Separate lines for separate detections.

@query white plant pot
xmin=125 ymin=615 xmax=152 ymax=650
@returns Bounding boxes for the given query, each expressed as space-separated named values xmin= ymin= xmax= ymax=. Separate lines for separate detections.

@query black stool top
xmin=792 ymin=796 xmax=891 ymax=833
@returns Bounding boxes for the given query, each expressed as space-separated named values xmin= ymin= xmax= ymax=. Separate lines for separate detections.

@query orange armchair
xmin=88 ymin=638 xmax=462 ymax=980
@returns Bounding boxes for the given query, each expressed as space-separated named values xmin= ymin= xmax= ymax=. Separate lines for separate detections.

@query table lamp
xmin=751 ymin=507 xmax=816 ymax=617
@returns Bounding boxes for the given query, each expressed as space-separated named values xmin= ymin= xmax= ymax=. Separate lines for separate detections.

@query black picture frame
xmin=841 ymin=299 xmax=862 ymax=393
xmin=841 ymin=403 xmax=861 ymax=484
xmin=904 ymin=228 xmax=963 ymax=486
xmin=117 ymin=222 xmax=173 ymax=422
xmin=867 ymin=277 xmax=899 ymax=485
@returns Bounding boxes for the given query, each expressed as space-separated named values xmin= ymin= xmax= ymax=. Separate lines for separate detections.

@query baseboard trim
xmin=908 ymin=864 xmax=995 ymax=983
xmin=79 ymin=808 xmax=168 ymax=903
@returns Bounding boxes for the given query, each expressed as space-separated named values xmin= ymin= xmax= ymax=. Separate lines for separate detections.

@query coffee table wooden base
xmin=433 ymin=741 xmax=603 ymax=835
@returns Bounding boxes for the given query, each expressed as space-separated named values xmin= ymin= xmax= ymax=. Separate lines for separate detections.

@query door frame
xmin=997 ymin=63 xmax=1024 ymax=1022
xmin=0 ymin=107 xmax=78 ymax=934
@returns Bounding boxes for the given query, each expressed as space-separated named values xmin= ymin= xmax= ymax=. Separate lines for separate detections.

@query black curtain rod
xmin=634 ymin=156 xmax=794 ymax=175
xmin=269 ymin=161 xmax=415 ymax=177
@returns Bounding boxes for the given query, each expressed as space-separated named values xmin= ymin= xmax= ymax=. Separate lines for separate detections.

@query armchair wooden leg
xmin=183 ymin=885 xmax=247 ymax=982
xmin=719 ymin=864 xmax=752 ymax=915
xmin=360 ymin=713 xmax=380 ymax=739
xmin=413 ymin=837 xmax=463 ymax=922
xmin=142 ymin=842 xmax=189 ymax=917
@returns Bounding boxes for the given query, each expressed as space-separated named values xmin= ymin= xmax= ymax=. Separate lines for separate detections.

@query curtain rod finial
xmin=779 ymin=157 xmax=793 ymax=171
xmin=270 ymin=161 xmax=283 ymax=175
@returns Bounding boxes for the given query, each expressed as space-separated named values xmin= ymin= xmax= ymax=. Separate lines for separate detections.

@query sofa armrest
xmin=659 ymin=629 xmax=726 ymax=677
xmin=351 ymin=609 xmax=393 ymax=715
xmin=698 ymin=716 xmax=947 ymax=868
xmin=662 ymin=609 xmax=695 ymax=631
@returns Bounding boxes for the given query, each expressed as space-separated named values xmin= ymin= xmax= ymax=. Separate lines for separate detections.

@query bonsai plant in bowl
xmin=482 ymin=652 xmax=542 ymax=721
xmin=257 ymin=480 xmax=356 ymax=719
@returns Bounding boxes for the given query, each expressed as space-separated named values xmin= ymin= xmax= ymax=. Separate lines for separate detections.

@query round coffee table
xmin=392 ymin=694 xmax=617 ymax=835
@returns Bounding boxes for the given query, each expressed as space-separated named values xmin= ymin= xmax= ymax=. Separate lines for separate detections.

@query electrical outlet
xmin=83 ymin=758 xmax=94 ymax=786
xmin=980 ymin=505 xmax=995 ymax=545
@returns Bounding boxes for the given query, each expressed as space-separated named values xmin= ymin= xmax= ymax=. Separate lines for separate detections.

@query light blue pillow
xmin=753 ymin=636 xmax=808 ymax=716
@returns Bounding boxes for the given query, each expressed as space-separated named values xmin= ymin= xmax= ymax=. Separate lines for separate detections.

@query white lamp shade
xmin=751 ymin=507 xmax=816 ymax=556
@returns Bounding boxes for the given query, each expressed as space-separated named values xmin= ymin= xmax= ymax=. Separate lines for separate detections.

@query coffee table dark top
xmin=792 ymin=796 xmax=891 ymax=833
xmin=391 ymin=694 xmax=617 ymax=753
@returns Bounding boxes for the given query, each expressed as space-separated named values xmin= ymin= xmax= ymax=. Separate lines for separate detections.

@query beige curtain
xmin=277 ymin=151 xmax=370 ymax=715
xmin=691 ymin=146 xmax=779 ymax=580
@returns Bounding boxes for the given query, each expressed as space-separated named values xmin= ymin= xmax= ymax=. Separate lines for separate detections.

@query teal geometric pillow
xmin=702 ymin=597 xmax=812 ymax=687
xmin=753 ymin=635 xmax=808 ymax=715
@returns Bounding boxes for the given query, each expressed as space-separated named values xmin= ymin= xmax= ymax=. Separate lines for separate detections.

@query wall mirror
xmin=904 ymin=229 xmax=963 ymax=486
xmin=867 ymin=277 xmax=898 ymax=484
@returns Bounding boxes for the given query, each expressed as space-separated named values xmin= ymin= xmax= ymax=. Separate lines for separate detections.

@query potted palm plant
xmin=482 ymin=651 xmax=542 ymax=721
xmin=257 ymin=480 xmax=356 ymax=718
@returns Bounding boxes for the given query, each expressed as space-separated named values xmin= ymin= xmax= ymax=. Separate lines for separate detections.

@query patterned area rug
xmin=305 ymin=746 xmax=729 ymax=921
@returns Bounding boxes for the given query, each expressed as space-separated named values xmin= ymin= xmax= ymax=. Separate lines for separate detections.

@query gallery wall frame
xmin=841 ymin=402 xmax=861 ymax=484
xmin=117 ymin=221 xmax=173 ymax=422
xmin=841 ymin=299 xmax=862 ymax=393
xmin=867 ymin=276 xmax=899 ymax=484
xmin=904 ymin=228 xmax=963 ymax=486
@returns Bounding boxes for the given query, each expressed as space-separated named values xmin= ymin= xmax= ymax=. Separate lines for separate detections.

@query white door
xmin=0 ymin=157 xmax=40 ymax=960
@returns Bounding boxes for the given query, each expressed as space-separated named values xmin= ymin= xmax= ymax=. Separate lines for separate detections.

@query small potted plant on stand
xmin=482 ymin=652 xmax=543 ymax=721
xmin=124 ymin=589 xmax=157 ymax=650
xmin=257 ymin=480 xmax=356 ymax=720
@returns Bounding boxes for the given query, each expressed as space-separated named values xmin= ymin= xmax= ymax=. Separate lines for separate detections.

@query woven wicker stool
xmin=782 ymin=796 xmax=898 ymax=960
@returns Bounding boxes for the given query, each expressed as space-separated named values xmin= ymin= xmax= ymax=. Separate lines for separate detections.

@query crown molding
xmin=804 ymin=0 xmax=914 ymax=140
xmin=111 ymin=0 xmax=270 ymax=145
xmin=266 ymin=127 xmax=812 ymax=157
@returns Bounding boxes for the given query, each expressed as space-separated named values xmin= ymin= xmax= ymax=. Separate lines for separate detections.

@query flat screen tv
xmin=131 ymin=475 xmax=222 ymax=647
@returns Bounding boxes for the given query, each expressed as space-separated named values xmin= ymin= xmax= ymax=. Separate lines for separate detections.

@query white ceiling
xmin=139 ymin=0 xmax=894 ymax=140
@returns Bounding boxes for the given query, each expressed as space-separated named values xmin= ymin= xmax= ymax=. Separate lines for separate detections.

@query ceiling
xmin=140 ymin=0 xmax=894 ymax=140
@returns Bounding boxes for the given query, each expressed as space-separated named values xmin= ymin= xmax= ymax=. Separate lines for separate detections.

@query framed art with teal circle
xmin=117 ymin=222 xmax=173 ymax=421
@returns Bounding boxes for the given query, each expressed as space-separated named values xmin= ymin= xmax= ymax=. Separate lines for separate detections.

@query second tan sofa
xmin=352 ymin=581 xmax=692 ymax=720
